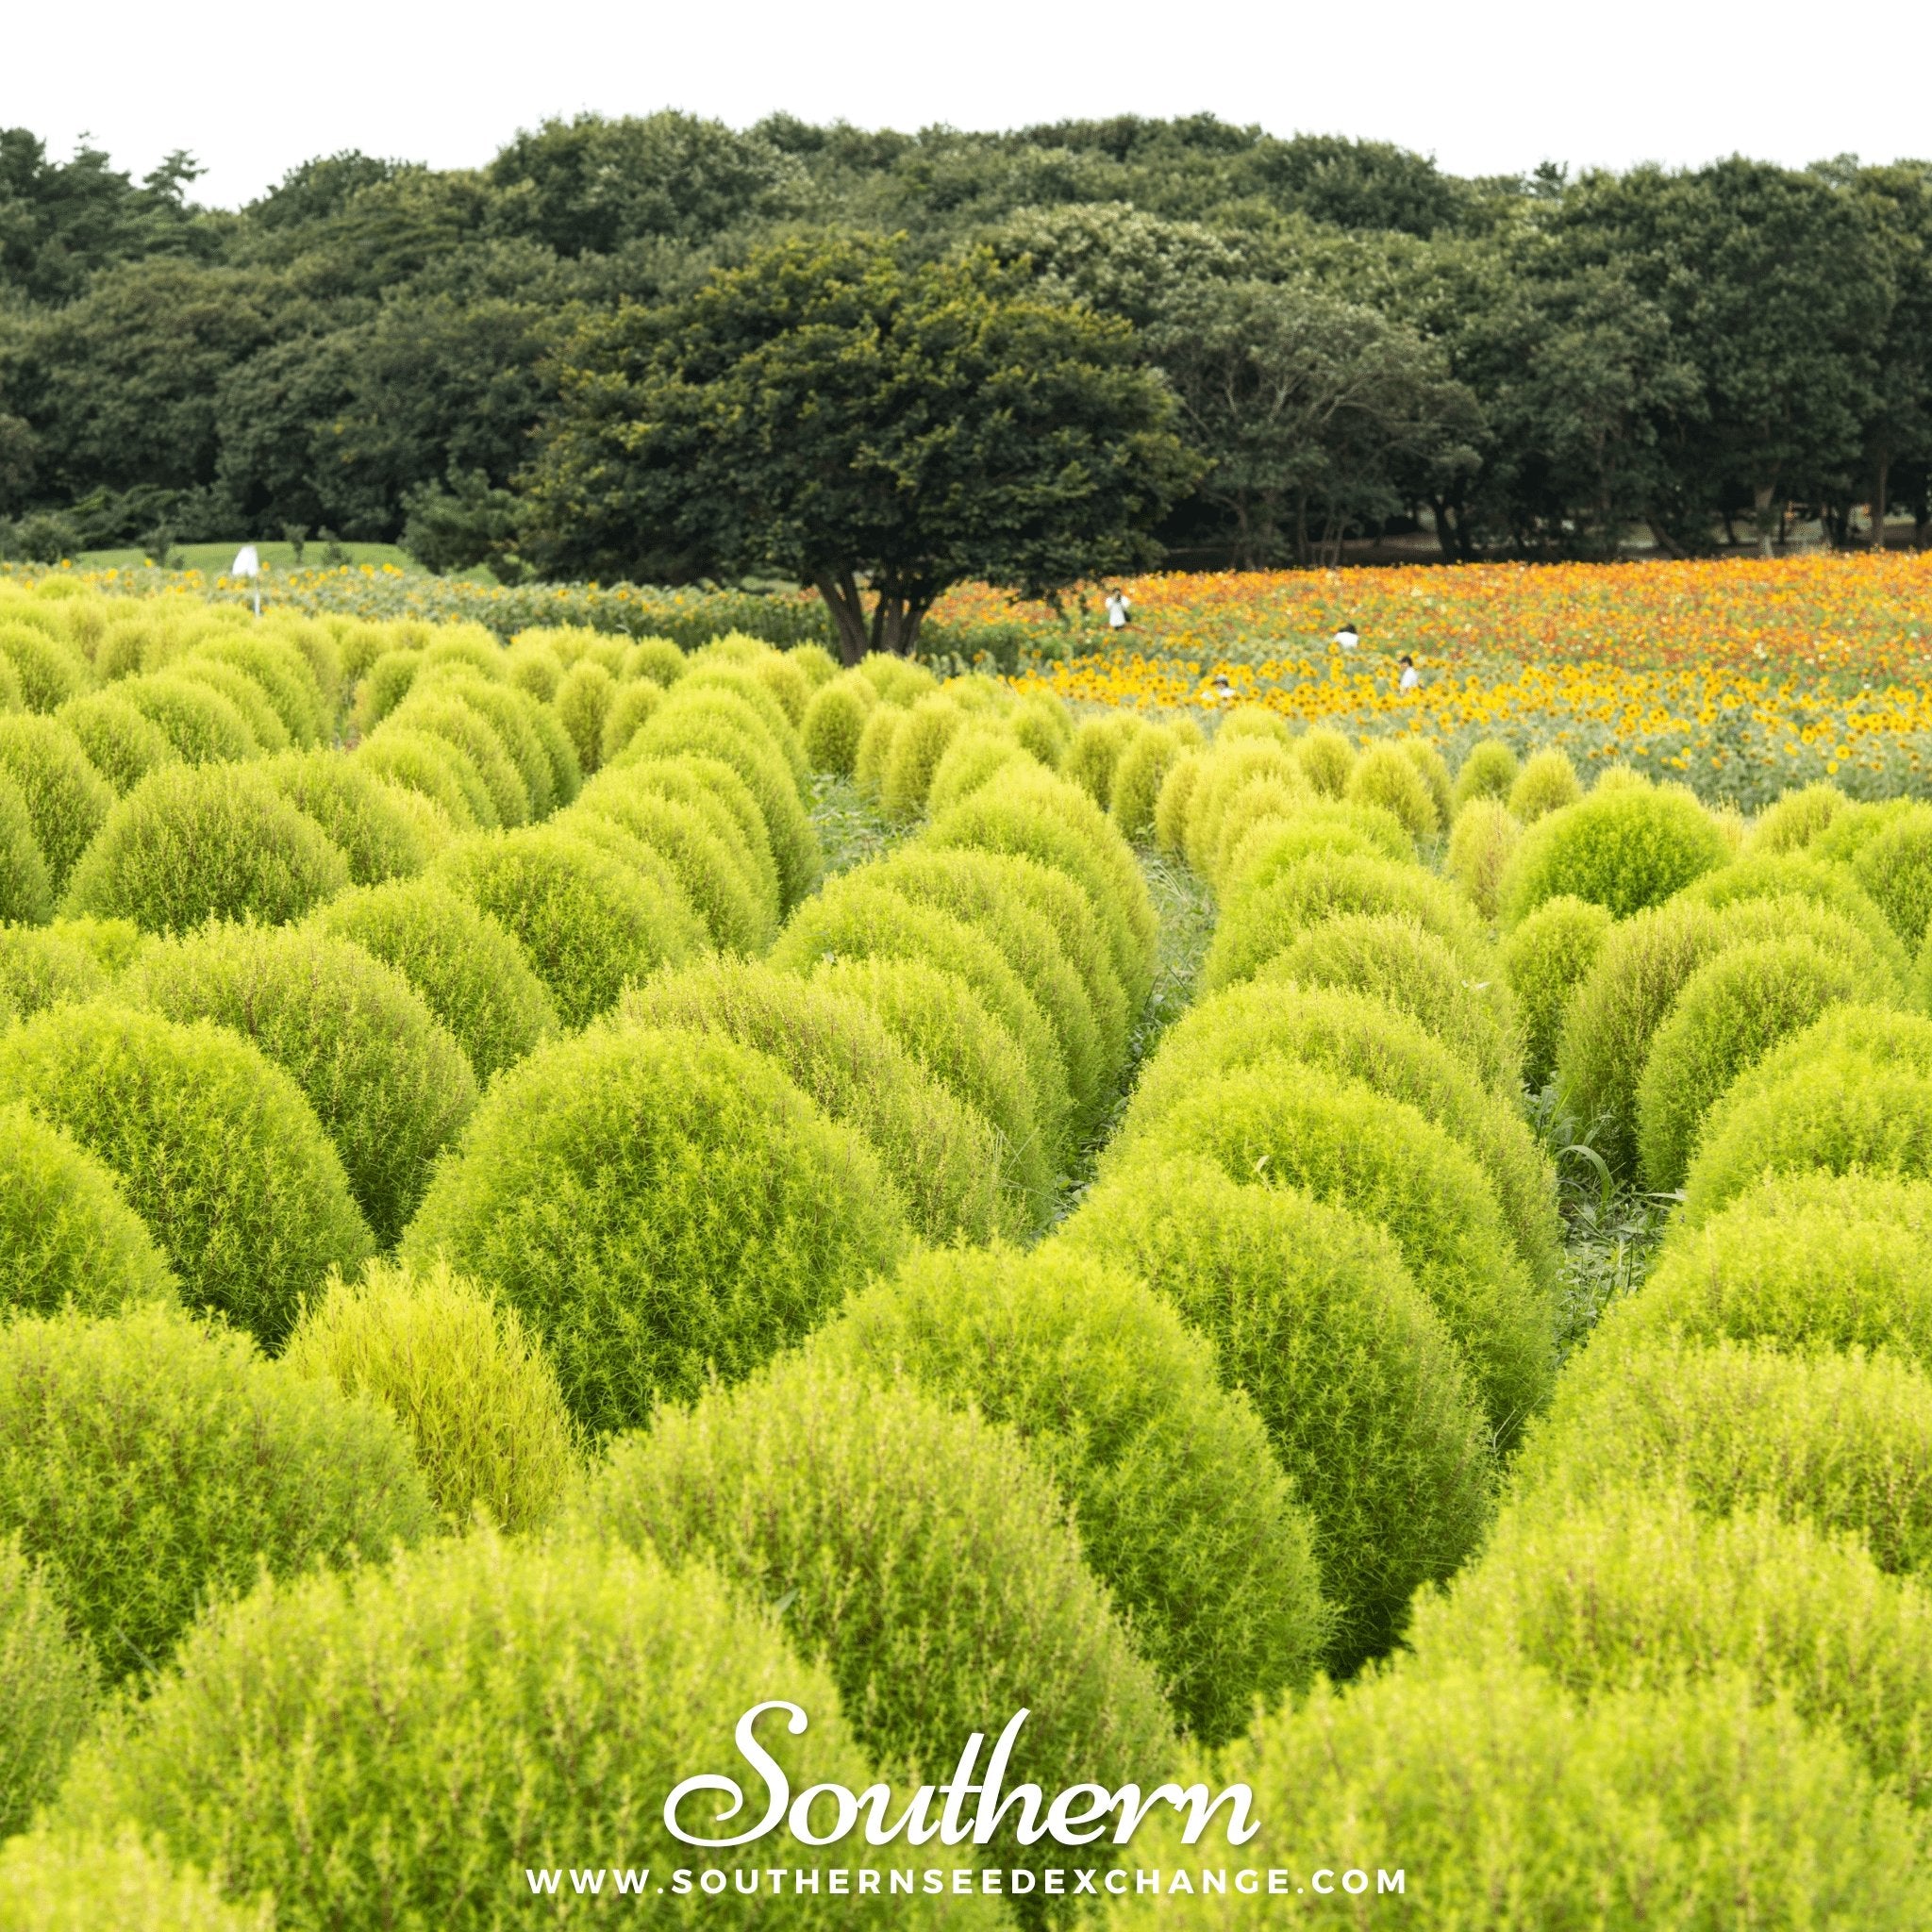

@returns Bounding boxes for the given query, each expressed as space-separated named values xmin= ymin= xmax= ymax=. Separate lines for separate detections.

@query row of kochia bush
xmin=1085 ymin=726 xmax=1932 ymax=1923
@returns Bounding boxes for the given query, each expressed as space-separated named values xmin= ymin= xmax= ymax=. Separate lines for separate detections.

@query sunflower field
xmin=5 ymin=563 xmax=1932 ymax=1924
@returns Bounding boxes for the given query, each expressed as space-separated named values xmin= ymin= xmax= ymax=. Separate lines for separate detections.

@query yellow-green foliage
xmin=502 ymin=638 xmax=561 ymax=702
xmin=0 ymin=1102 xmax=175 ymax=1318
xmin=354 ymin=726 xmax=494 ymax=830
xmin=596 ymin=676 xmax=662 ymax=765
xmin=425 ymin=666 xmax=579 ymax=812
xmin=1104 ymin=1662 xmax=1927 ymax=1927
xmin=54 ymin=688 xmax=175 ymax=793
xmin=621 ymin=634 xmax=690 ymax=687
xmin=122 ymin=924 xmax=477 ymax=1247
xmin=1117 ymin=980 xmax=1560 ymax=1299
xmin=0 ymin=620 xmax=88 ymax=712
xmin=435 ymin=825 xmax=706 ymax=1029
xmin=1453 ymin=737 xmax=1520 ymax=808
xmin=0 ymin=1302 xmax=433 ymax=1686
xmin=752 ymin=649 xmax=813 ymax=724
xmin=1061 ymin=1158 xmax=1493 ymax=1674
xmin=1507 ymin=744 xmax=1583 ymax=821
xmin=0 ymin=772 xmax=49 ymax=922
xmin=852 ymin=699 xmax=908 ymax=796
xmin=813 ymin=954 xmax=1055 ymax=1228
xmin=1183 ymin=740 xmax=1306 ymax=874
xmin=58 ymin=1531 xmax=949 ymax=1932
xmin=0 ymin=1541 xmax=99 ymax=1837
xmin=619 ymin=958 xmax=1008 ymax=1244
xmin=0 ymin=715 xmax=110 ymax=896
xmin=119 ymin=672 xmax=258 ymax=763
xmin=1398 ymin=735 xmax=1453 ymax=829
xmin=1501 ymin=783 xmax=1730 ymax=925
xmin=1292 ymin=725 xmax=1355 ymax=797
xmin=0 ymin=1828 xmax=270 ymax=1932
xmin=1748 ymin=780 xmax=1847 ymax=855
xmin=1345 ymin=741 xmax=1436 ymax=839
xmin=0 ymin=921 xmax=108 ymax=1016
xmin=312 ymin=878 xmax=558 ymax=1084
xmin=380 ymin=689 xmax=531 ymax=824
xmin=816 ymin=1242 xmax=1326 ymax=1741
xmin=256 ymin=747 xmax=433 ymax=885
xmin=1500 ymin=892 xmax=1614 ymax=1089
xmin=616 ymin=754 xmax=780 ymax=924
xmin=577 ymin=1356 xmax=1175 ymax=1896
xmin=170 ymin=658 xmax=289 ymax=753
xmin=0 ymin=1003 xmax=372 ymax=1346
xmin=64 ymin=762 xmax=349 ymax=934
xmin=926 ymin=721 xmax=1030 ymax=816
xmin=1220 ymin=802 xmax=1413 ymax=904
xmin=676 ymin=662 xmax=809 ymax=786
xmin=1683 ymin=850 xmax=1910 ymax=987
xmin=351 ymin=649 xmax=421 ymax=734
xmin=284 ymin=1257 xmax=577 ymax=1534
xmin=1062 ymin=710 xmax=1144 ymax=811
xmin=1124 ymin=1066 xmax=1554 ymax=1438
xmin=1635 ymin=936 xmax=1861 ymax=1191
xmin=787 ymin=641 xmax=839 ymax=690
xmin=1259 ymin=911 xmax=1519 ymax=1091
xmin=553 ymin=659 xmax=615 ymax=777
xmin=1446 ymin=795 xmax=1520 ymax=920
xmin=1846 ymin=802 xmax=1932 ymax=949
xmin=880 ymin=693 xmax=966 ymax=819
xmin=1109 ymin=721 xmax=1195 ymax=841
xmin=402 ymin=1024 xmax=908 ymax=1436
xmin=1008 ymin=692 xmax=1071 ymax=767
xmin=1152 ymin=745 xmax=1207 ymax=852
xmin=800 ymin=671 xmax=874 ymax=774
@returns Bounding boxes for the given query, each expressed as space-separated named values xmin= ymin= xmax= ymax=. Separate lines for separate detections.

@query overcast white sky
xmin=6 ymin=0 xmax=1927 ymax=208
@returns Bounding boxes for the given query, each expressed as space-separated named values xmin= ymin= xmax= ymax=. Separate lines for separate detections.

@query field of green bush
xmin=5 ymin=571 xmax=1932 ymax=1923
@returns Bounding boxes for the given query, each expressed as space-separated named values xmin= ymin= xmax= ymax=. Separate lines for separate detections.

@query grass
xmin=807 ymin=774 xmax=909 ymax=879
xmin=69 ymin=541 xmax=487 ymax=578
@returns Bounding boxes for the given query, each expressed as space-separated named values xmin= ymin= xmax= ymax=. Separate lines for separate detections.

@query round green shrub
xmin=1061 ymin=712 xmax=1143 ymax=812
xmin=54 ymin=688 xmax=175 ymax=793
xmin=786 ymin=641 xmax=839 ymax=690
xmin=620 ymin=634 xmax=689 ymax=687
xmin=678 ymin=663 xmax=809 ymax=786
xmin=0 ymin=921 xmax=108 ymax=1015
xmin=1553 ymin=894 xmax=1725 ymax=1173
xmin=1202 ymin=848 xmax=1486 ymax=994
xmin=170 ymin=658 xmax=291 ymax=754
xmin=1220 ymin=802 xmax=1414 ymax=904
xmin=1257 ymin=910 xmax=1520 ymax=1092
xmin=615 ymin=752 xmax=780 ymax=924
xmin=1634 ymin=936 xmax=1861 ymax=1191
xmin=771 ymin=876 xmax=1074 ymax=1153
xmin=64 ymin=761 xmax=351 ymax=935
xmin=419 ymin=628 xmax=504 ymax=680
xmin=382 ymin=691 xmax=530 ymax=826
xmin=1008 ymin=691 xmax=1070 ymax=766
xmin=1118 ymin=979 xmax=1561 ymax=1299
xmin=0 ymin=1102 xmax=176 ymax=1318
xmin=350 ymin=648 xmax=422 ymax=734
xmin=0 ymin=1302 xmax=432 ymax=1685
xmin=0 ymin=1828 xmax=271 ymax=1932
xmin=1446 ymin=795 xmax=1520 ymax=922
xmin=1846 ymin=801 xmax=1932 ymax=950
xmin=354 ymin=725 xmax=493 ymax=830
xmin=1410 ymin=1486 xmax=1932 ymax=1807
xmin=0 ymin=715 xmax=110 ymax=898
xmin=1453 ymin=737 xmax=1520 ymax=808
xmin=538 ymin=810 xmax=711 ymax=954
xmin=925 ymin=721 xmax=1029 ymax=817
xmin=45 ymin=913 xmax=141 ymax=970
xmin=924 ymin=771 xmax=1160 ymax=1008
xmin=62 ymin=1531 xmax=941 ymax=1932
xmin=1683 ymin=849 xmax=1909 ymax=987
xmin=1500 ymin=891 xmax=1613 ymax=1090
xmin=1125 ymin=1068 xmax=1554 ymax=1437
xmin=1691 ymin=1001 xmax=1932 ymax=1133
xmin=880 ymin=693 xmax=967 ymax=819
xmin=1104 ymin=1660 xmax=1927 ymax=1927
xmin=0 ymin=773 xmax=49 ymax=924
xmin=800 ymin=673 xmax=874 ymax=774
xmin=813 ymin=954 xmax=1054 ymax=1227
xmin=1151 ymin=745 xmax=1207 ymax=852
xmin=310 ymin=877 xmax=557 ymax=1084
xmin=254 ymin=748 xmax=427 ymax=886
xmin=1291 ymin=724 xmax=1354 ymax=798
xmin=1507 ymin=744 xmax=1583 ymax=821
xmin=402 ymin=1024 xmax=908 ymax=1435
xmin=852 ymin=700 xmax=908 ymax=796
xmin=1108 ymin=722 xmax=1191 ymax=841
xmin=0 ymin=622 xmax=87 ymax=713
xmin=554 ymin=658 xmax=615 ymax=775
xmin=1215 ymin=705 xmax=1291 ymax=749
xmin=1501 ymin=782 xmax=1729 ymax=926
xmin=0 ymin=1003 xmax=373 ymax=1346
xmin=122 ymin=923 xmax=476 ymax=1247
xmin=415 ymin=669 xmax=567 ymax=816
xmin=1814 ymin=796 xmax=1914 ymax=867
xmin=816 ymin=1241 xmax=1326 ymax=1740
xmin=1398 ymin=734 xmax=1452 ymax=828
xmin=0 ymin=648 xmax=19 ymax=709
xmin=192 ymin=633 xmax=327 ymax=745
xmin=0 ymin=1541 xmax=99 ymax=1839
xmin=119 ymin=672 xmax=258 ymax=763
xmin=619 ymin=958 xmax=1008 ymax=1244
xmin=284 ymin=1257 xmax=576 ymax=1534
xmin=579 ymin=1355 xmax=1176 ymax=1894
xmin=1202 ymin=774 xmax=1321 ymax=890
xmin=435 ymin=826 xmax=705 ymax=1030
xmin=752 ymin=648 xmax=813 ymax=724
xmin=1344 ymin=740 xmax=1436 ymax=839
xmin=1183 ymin=741 xmax=1306 ymax=874
xmin=1059 ymin=1158 xmax=1494 ymax=1674
xmin=1749 ymin=780 xmax=1847 ymax=856
xmin=595 ymin=675 xmax=662 ymax=765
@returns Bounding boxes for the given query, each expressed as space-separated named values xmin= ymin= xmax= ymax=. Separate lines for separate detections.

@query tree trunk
xmin=1644 ymin=512 xmax=1688 ymax=560
xmin=1873 ymin=452 xmax=1891 ymax=551
xmin=813 ymin=571 xmax=871 ymax=665
xmin=1752 ymin=482 xmax=1777 ymax=558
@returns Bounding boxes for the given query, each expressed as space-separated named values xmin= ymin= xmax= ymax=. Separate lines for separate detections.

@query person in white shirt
xmin=1334 ymin=621 xmax=1359 ymax=650
xmin=1398 ymin=654 xmax=1420 ymax=692
xmin=1105 ymin=589 xmax=1132 ymax=631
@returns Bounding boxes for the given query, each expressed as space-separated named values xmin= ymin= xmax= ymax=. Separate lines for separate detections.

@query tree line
xmin=1 ymin=113 xmax=1927 ymax=596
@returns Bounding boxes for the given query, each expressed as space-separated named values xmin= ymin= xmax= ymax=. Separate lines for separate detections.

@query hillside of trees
xmin=1 ymin=113 xmax=1927 ymax=575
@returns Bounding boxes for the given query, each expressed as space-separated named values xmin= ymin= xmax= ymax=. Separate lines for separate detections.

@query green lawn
xmin=75 ymin=541 xmax=426 ymax=575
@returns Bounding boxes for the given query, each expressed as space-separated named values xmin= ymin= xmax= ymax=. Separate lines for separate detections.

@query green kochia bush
xmin=815 ymin=1243 xmax=1327 ymax=1741
xmin=1848 ymin=801 xmax=1932 ymax=949
xmin=122 ymin=924 xmax=477 ymax=1247
xmin=1507 ymin=745 xmax=1583 ymax=821
xmin=0 ymin=1103 xmax=176 ymax=1317
xmin=1110 ymin=723 xmax=1193 ymax=841
xmin=402 ymin=1024 xmax=908 ymax=1435
xmin=436 ymin=825 xmax=705 ymax=1030
xmin=0 ymin=1303 xmax=433 ymax=1685
xmin=63 ymin=762 xmax=350 ymax=934
xmin=578 ymin=1356 xmax=1176 ymax=1901
xmin=0 ymin=920 xmax=109 ymax=1014
xmin=1104 ymin=1663 xmax=1928 ymax=1927
xmin=1513 ymin=1330 xmax=1932 ymax=1575
xmin=1116 ymin=981 xmax=1561 ymax=1300
xmin=0 ymin=714 xmax=110 ymax=898
xmin=311 ymin=878 xmax=558 ymax=1084
xmin=1409 ymin=1488 xmax=1932 ymax=1807
xmin=1501 ymin=782 xmax=1730 ymax=925
xmin=255 ymin=748 xmax=432 ymax=886
xmin=0 ymin=771 xmax=49 ymax=923
xmin=1635 ymin=935 xmax=1862 ymax=1191
xmin=800 ymin=672 xmax=874 ymax=775
xmin=1344 ymin=741 xmax=1437 ymax=839
xmin=283 ymin=1257 xmax=577 ymax=1534
xmin=1059 ymin=1158 xmax=1494 ymax=1674
xmin=356 ymin=725 xmax=494 ymax=830
xmin=1748 ymin=780 xmax=1847 ymax=855
xmin=0 ymin=1004 xmax=373 ymax=1347
xmin=1501 ymin=892 xmax=1613 ymax=1090
xmin=0 ymin=1828 xmax=272 ymax=1931
xmin=1126 ymin=1068 xmax=1554 ymax=1438
xmin=120 ymin=672 xmax=257 ymax=765
xmin=1453 ymin=737 xmax=1519 ymax=808
xmin=1683 ymin=850 xmax=1910 ymax=989
xmin=620 ymin=959 xmax=1007 ymax=1244
xmin=617 ymin=753 xmax=781 ymax=929
xmin=55 ymin=687 xmax=175 ymax=793
xmin=0 ymin=1541 xmax=98 ymax=1838
xmin=58 ymin=1532 xmax=949 ymax=1932
xmin=382 ymin=690 xmax=531 ymax=825
xmin=880 ymin=693 xmax=966 ymax=819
